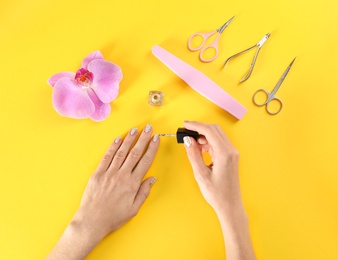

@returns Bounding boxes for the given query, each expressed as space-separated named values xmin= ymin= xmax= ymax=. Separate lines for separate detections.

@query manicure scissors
xmin=223 ymin=33 xmax=271 ymax=82
xmin=253 ymin=58 xmax=296 ymax=115
xmin=188 ymin=16 xmax=235 ymax=63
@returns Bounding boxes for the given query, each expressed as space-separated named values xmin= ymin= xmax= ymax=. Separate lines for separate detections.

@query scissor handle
xmin=199 ymin=39 xmax=220 ymax=62
xmin=253 ymin=89 xmax=283 ymax=115
xmin=188 ymin=31 xmax=217 ymax=51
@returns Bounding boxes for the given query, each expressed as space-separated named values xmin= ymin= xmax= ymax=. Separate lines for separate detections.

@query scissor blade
xmin=271 ymin=57 xmax=296 ymax=96
xmin=218 ymin=16 xmax=235 ymax=33
xmin=288 ymin=57 xmax=296 ymax=67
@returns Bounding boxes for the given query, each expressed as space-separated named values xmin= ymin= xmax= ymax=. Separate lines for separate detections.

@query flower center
xmin=75 ymin=68 xmax=93 ymax=89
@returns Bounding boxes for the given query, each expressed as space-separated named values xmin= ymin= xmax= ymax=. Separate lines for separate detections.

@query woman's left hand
xmin=47 ymin=124 xmax=160 ymax=260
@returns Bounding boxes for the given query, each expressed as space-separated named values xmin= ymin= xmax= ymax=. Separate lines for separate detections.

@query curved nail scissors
xmin=223 ymin=33 xmax=271 ymax=82
xmin=188 ymin=16 xmax=235 ymax=63
xmin=253 ymin=58 xmax=296 ymax=115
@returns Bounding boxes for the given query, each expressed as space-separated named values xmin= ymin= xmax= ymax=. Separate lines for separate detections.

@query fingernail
xmin=183 ymin=136 xmax=192 ymax=147
xmin=145 ymin=124 xmax=152 ymax=133
xmin=130 ymin=127 xmax=138 ymax=136
xmin=152 ymin=134 xmax=159 ymax=142
xmin=150 ymin=177 xmax=157 ymax=186
xmin=114 ymin=136 xmax=121 ymax=144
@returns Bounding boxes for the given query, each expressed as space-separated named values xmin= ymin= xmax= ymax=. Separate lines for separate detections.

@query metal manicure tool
xmin=223 ymin=33 xmax=271 ymax=82
xmin=253 ymin=58 xmax=296 ymax=115
xmin=159 ymin=128 xmax=200 ymax=143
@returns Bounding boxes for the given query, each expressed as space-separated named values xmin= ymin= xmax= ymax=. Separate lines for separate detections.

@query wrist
xmin=70 ymin=211 xmax=104 ymax=246
xmin=215 ymin=207 xmax=254 ymax=253
xmin=214 ymin=205 xmax=249 ymax=236
xmin=47 ymin=212 xmax=102 ymax=260
xmin=65 ymin=212 xmax=103 ymax=258
xmin=213 ymin=200 xmax=247 ymax=221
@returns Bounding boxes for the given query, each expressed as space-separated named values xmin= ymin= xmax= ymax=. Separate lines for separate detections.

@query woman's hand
xmin=183 ymin=121 xmax=255 ymax=260
xmin=47 ymin=125 xmax=160 ymax=260
xmin=182 ymin=121 xmax=243 ymax=217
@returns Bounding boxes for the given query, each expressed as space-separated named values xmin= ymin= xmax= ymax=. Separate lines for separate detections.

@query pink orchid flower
xmin=47 ymin=51 xmax=122 ymax=121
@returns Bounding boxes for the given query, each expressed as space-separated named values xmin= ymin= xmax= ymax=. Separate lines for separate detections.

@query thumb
xmin=133 ymin=177 xmax=157 ymax=211
xmin=183 ymin=136 xmax=208 ymax=176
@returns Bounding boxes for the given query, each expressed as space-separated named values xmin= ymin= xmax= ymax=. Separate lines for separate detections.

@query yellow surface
xmin=0 ymin=0 xmax=337 ymax=259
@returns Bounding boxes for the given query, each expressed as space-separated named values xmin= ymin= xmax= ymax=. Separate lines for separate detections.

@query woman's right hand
xmin=182 ymin=121 xmax=246 ymax=221
xmin=183 ymin=121 xmax=255 ymax=260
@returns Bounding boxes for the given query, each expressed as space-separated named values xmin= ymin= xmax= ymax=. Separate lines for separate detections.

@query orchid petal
xmin=87 ymin=89 xmax=111 ymax=122
xmin=87 ymin=59 xmax=122 ymax=103
xmin=47 ymin=72 xmax=75 ymax=87
xmin=52 ymin=78 xmax=95 ymax=119
xmin=82 ymin=50 xmax=104 ymax=69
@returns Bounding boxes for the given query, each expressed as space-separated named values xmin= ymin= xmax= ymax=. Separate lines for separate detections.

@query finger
xmin=196 ymin=135 xmax=212 ymax=153
xmin=183 ymin=136 xmax=210 ymax=179
xmin=197 ymin=135 xmax=207 ymax=145
xmin=184 ymin=121 xmax=223 ymax=142
xmin=109 ymin=127 xmax=138 ymax=171
xmin=120 ymin=124 xmax=153 ymax=173
xmin=200 ymin=143 xmax=212 ymax=153
xmin=133 ymin=177 xmax=157 ymax=211
xmin=184 ymin=121 xmax=231 ymax=153
xmin=132 ymin=134 xmax=160 ymax=182
xmin=185 ymin=121 xmax=238 ymax=167
xmin=96 ymin=136 xmax=123 ymax=172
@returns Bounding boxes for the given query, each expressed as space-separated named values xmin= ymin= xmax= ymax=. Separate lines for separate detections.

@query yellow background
xmin=0 ymin=0 xmax=337 ymax=259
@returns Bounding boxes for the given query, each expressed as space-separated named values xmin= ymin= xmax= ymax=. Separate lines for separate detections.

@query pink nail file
xmin=152 ymin=45 xmax=247 ymax=120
